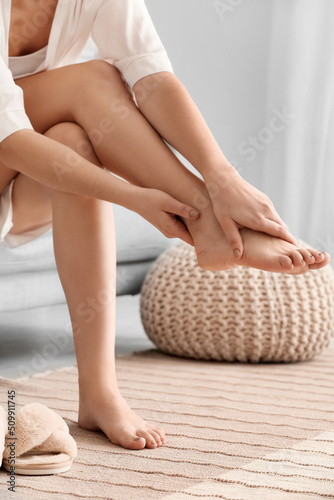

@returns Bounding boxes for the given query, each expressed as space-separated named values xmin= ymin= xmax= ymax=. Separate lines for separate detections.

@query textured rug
xmin=0 ymin=348 xmax=334 ymax=500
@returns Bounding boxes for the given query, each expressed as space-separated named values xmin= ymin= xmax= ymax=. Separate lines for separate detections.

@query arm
xmin=133 ymin=72 xmax=297 ymax=256
xmin=134 ymin=72 xmax=229 ymax=176
xmin=0 ymin=129 xmax=198 ymax=245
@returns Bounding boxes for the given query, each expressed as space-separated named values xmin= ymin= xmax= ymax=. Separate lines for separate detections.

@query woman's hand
xmin=134 ymin=188 xmax=199 ymax=246
xmin=203 ymin=165 xmax=297 ymax=258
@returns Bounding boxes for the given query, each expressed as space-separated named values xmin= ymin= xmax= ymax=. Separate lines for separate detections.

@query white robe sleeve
xmin=91 ymin=0 xmax=174 ymax=90
xmin=0 ymin=56 xmax=34 ymax=143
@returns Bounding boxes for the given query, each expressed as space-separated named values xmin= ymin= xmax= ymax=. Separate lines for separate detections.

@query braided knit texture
xmin=140 ymin=243 xmax=334 ymax=363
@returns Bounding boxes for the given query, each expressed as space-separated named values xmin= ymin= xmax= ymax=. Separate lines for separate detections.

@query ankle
xmin=78 ymin=372 xmax=121 ymax=398
xmin=79 ymin=384 xmax=122 ymax=405
xmin=183 ymin=203 xmax=219 ymax=243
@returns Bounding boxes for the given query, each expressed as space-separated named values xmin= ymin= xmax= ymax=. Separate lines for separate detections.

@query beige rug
xmin=0 ymin=348 xmax=334 ymax=500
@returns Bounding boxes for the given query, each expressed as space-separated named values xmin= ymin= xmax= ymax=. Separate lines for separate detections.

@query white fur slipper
xmin=0 ymin=405 xmax=7 ymax=468
xmin=1 ymin=403 xmax=77 ymax=475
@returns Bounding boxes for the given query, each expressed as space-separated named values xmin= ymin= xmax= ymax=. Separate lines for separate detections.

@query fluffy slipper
xmin=0 ymin=406 xmax=7 ymax=468
xmin=1 ymin=403 xmax=77 ymax=475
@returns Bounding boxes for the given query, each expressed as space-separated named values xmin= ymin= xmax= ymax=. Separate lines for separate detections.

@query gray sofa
xmin=0 ymin=203 xmax=172 ymax=314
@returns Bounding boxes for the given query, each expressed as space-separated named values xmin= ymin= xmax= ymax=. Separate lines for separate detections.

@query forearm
xmin=133 ymin=73 xmax=296 ymax=253
xmin=0 ymin=129 xmax=140 ymax=211
xmin=133 ymin=72 xmax=232 ymax=177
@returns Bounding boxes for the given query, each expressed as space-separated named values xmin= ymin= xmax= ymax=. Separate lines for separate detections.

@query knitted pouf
xmin=140 ymin=243 xmax=334 ymax=363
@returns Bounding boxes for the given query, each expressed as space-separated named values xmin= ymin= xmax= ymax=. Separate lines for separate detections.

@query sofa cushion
xmin=114 ymin=204 xmax=173 ymax=263
xmin=0 ymin=204 xmax=172 ymax=275
xmin=0 ymin=260 xmax=155 ymax=313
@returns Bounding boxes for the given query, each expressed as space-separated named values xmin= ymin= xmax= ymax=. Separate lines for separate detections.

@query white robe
xmin=0 ymin=0 xmax=174 ymax=142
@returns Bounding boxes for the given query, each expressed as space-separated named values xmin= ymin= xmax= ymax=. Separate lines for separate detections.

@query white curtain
xmin=262 ymin=0 xmax=334 ymax=252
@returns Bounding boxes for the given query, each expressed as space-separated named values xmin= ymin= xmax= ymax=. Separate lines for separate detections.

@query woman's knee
xmin=75 ymin=59 xmax=132 ymax=101
xmin=80 ymin=59 xmax=123 ymax=85
xmin=44 ymin=122 xmax=94 ymax=158
xmin=44 ymin=121 xmax=87 ymax=144
xmin=43 ymin=122 xmax=103 ymax=205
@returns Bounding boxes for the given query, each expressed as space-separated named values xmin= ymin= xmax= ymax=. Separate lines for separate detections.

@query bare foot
xmin=78 ymin=387 xmax=166 ymax=450
xmin=237 ymin=228 xmax=330 ymax=274
xmin=187 ymin=208 xmax=330 ymax=273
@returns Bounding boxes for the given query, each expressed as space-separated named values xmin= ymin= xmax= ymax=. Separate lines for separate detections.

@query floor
xmin=0 ymin=294 xmax=155 ymax=379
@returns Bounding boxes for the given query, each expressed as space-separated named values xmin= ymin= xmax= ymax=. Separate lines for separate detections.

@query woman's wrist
xmin=205 ymin=157 xmax=236 ymax=175
xmin=118 ymin=184 xmax=148 ymax=214
xmin=202 ymin=160 xmax=240 ymax=198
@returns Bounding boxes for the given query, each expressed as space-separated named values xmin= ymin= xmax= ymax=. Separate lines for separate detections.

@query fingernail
xmin=234 ymin=250 xmax=241 ymax=258
xmin=190 ymin=210 xmax=199 ymax=219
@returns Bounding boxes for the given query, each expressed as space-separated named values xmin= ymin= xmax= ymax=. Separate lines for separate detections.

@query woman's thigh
xmin=0 ymin=62 xmax=90 ymax=192
xmin=0 ymin=60 xmax=111 ymax=191
xmin=8 ymin=123 xmax=102 ymax=234
xmin=0 ymin=61 xmax=115 ymax=234
xmin=15 ymin=60 xmax=122 ymax=134
xmin=9 ymin=173 xmax=52 ymax=234
xmin=0 ymin=159 xmax=19 ymax=195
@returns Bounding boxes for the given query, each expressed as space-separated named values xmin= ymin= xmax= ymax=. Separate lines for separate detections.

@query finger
xmin=164 ymin=197 xmax=200 ymax=221
xmin=266 ymin=212 xmax=298 ymax=245
xmin=279 ymin=228 xmax=298 ymax=246
xmin=220 ymin=218 xmax=243 ymax=259
xmin=169 ymin=219 xmax=195 ymax=246
xmin=257 ymin=218 xmax=297 ymax=245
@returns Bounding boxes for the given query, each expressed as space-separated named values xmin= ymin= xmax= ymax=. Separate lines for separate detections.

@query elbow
xmin=133 ymin=71 xmax=177 ymax=105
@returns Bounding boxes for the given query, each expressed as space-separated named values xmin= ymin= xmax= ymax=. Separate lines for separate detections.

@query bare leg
xmin=47 ymin=124 xmax=167 ymax=449
xmin=15 ymin=61 xmax=329 ymax=273
xmin=6 ymin=123 xmax=166 ymax=450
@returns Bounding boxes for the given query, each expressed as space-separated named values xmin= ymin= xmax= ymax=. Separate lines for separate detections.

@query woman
xmin=0 ymin=0 xmax=330 ymax=450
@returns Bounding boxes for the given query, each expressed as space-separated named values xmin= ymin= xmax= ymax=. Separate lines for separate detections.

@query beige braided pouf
xmin=140 ymin=243 xmax=334 ymax=363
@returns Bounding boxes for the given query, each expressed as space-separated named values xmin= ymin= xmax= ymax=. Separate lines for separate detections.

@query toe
xmin=121 ymin=433 xmax=146 ymax=450
xmin=137 ymin=430 xmax=158 ymax=449
xmin=308 ymin=249 xmax=325 ymax=264
xmin=309 ymin=252 xmax=331 ymax=270
xmin=298 ymin=249 xmax=315 ymax=265
xmin=279 ymin=255 xmax=294 ymax=271
xmin=147 ymin=429 xmax=163 ymax=447
xmin=289 ymin=250 xmax=306 ymax=269
xmin=153 ymin=426 xmax=167 ymax=445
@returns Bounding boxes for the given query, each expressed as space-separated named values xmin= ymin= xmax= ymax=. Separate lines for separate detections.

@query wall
xmin=146 ymin=0 xmax=272 ymax=186
xmin=146 ymin=0 xmax=333 ymax=252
